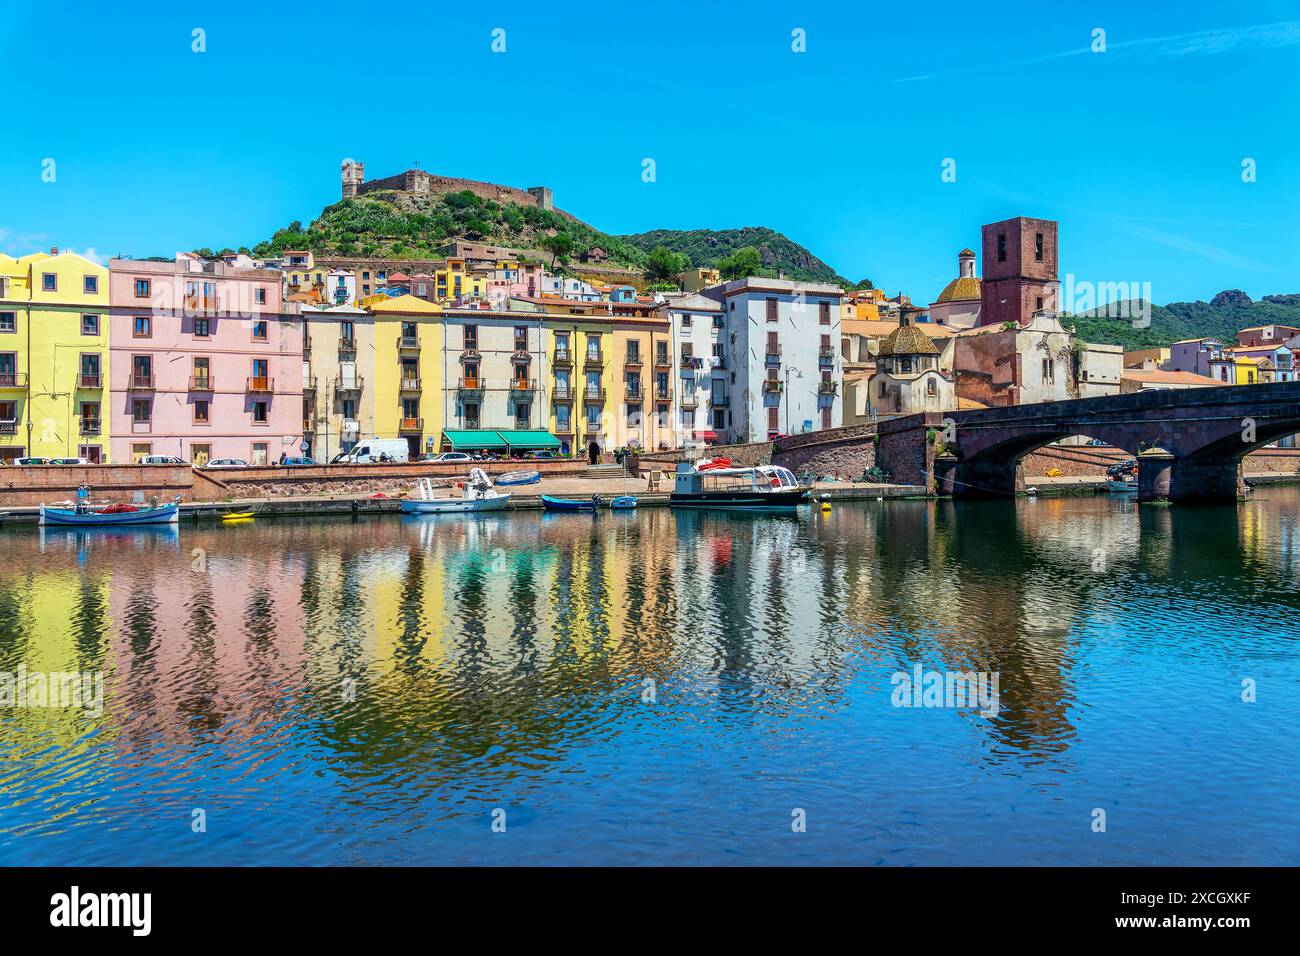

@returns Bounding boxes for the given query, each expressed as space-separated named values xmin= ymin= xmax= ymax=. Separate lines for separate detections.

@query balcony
xmin=129 ymin=373 xmax=155 ymax=390
xmin=509 ymin=378 xmax=537 ymax=394
xmin=338 ymin=338 xmax=357 ymax=355
xmin=654 ymin=352 xmax=672 ymax=369
xmin=623 ymin=352 xmax=643 ymax=369
xmin=398 ymin=417 xmax=423 ymax=433
xmin=0 ymin=419 xmax=17 ymax=434
xmin=303 ymin=375 xmax=317 ymax=394
xmin=583 ymin=351 xmax=604 ymax=369
xmin=458 ymin=378 xmax=486 ymax=394
xmin=246 ymin=377 xmax=274 ymax=393
xmin=624 ymin=384 xmax=643 ymax=402
xmin=711 ymin=395 xmax=730 ymax=408
xmin=679 ymin=354 xmax=695 ymax=370
xmin=819 ymin=346 xmax=837 ymax=366
xmin=818 ymin=380 xmax=839 ymax=396
xmin=77 ymin=372 xmax=102 ymax=389
xmin=399 ymin=377 xmax=422 ymax=392
xmin=553 ymin=384 xmax=575 ymax=402
xmin=584 ymin=421 xmax=602 ymax=435
xmin=303 ymin=334 xmax=312 ymax=353
xmin=397 ymin=334 xmax=421 ymax=351
xmin=184 ymin=295 xmax=221 ymax=312
xmin=188 ymin=375 xmax=214 ymax=391
xmin=654 ymin=388 xmax=672 ymax=403
xmin=334 ymin=374 xmax=364 ymax=394
xmin=553 ymin=348 xmax=573 ymax=366
xmin=765 ymin=346 xmax=783 ymax=365
xmin=680 ymin=393 xmax=698 ymax=409
xmin=78 ymin=417 xmax=101 ymax=435
xmin=0 ymin=372 xmax=30 ymax=390
xmin=583 ymin=386 xmax=605 ymax=403
xmin=762 ymin=380 xmax=784 ymax=394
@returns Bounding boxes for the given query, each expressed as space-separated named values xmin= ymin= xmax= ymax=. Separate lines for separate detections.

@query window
xmin=927 ymin=378 xmax=936 ymax=396
xmin=42 ymin=273 xmax=56 ymax=292
xmin=463 ymin=403 xmax=480 ymax=427
xmin=132 ymin=355 xmax=152 ymax=386
xmin=78 ymin=445 xmax=102 ymax=463
xmin=252 ymin=319 xmax=268 ymax=340
xmin=190 ymin=317 xmax=209 ymax=337
xmin=879 ymin=381 xmax=887 ymax=397
xmin=1042 ymin=358 xmax=1054 ymax=384
xmin=192 ymin=357 xmax=210 ymax=388
xmin=1035 ymin=233 xmax=1044 ymax=261
xmin=1036 ymin=296 xmax=1043 ymax=313
xmin=131 ymin=443 xmax=152 ymax=462
xmin=587 ymin=335 xmax=601 ymax=360
xmin=464 ymin=325 xmax=478 ymax=349
xmin=132 ymin=398 xmax=151 ymax=423
xmin=80 ymin=353 xmax=100 ymax=386
xmin=83 ymin=275 xmax=98 ymax=294
xmin=251 ymin=443 xmax=268 ymax=466
xmin=768 ymin=407 xmax=780 ymax=431
xmin=514 ymin=326 xmax=528 ymax=350
xmin=555 ymin=405 xmax=571 ymax=432
xmin=254 ymin=288 xmax=267 ymax=305
xmin=997 ymin=234 xmax=1007 ymax=262
xmin=193 ymin=400 xmax=210 ymax=424
xmin=766 ymin=298 xmax=778 ymax=322
xmin=819 ymin=302 xmax=830 ymax=325
xmin=81 ymin=314 xmax=99 ymax=335
xmin=341 ymin=398 xmax=357 ymax=419
xmin=515 ymin=403 xmax=530 ymax=428
xmin=191 ymin=444 xmax=211 ymax=466
xmin=821 ymin=407 xmax=832 ymax=429
xmin=134 ymin=315 xmax=151 ymax=337
xmin=0 ymin=312 xmax=14 ymax=333
xmin=134 ymin=278 xmax=151 ymax=298
xmin=79 ymin=401 xmax=100 ymax=426
xmin=252 ymin=401 xmax=269 ymax=423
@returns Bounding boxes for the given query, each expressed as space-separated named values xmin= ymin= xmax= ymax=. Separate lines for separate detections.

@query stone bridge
xmin=784 ymin=383 xmax=1300 ymax=502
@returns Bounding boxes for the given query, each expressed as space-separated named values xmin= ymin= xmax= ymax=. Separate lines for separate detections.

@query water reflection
xmin=2 ymin=489 xmax=1299 ymax=865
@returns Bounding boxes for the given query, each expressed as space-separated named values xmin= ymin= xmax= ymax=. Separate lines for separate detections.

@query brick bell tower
xmin=978 ymin=216 xmax=1058 ymax=327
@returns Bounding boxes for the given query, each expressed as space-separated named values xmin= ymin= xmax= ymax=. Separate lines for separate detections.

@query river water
xmin=1 ymin=488 xmax=1298 ymax=865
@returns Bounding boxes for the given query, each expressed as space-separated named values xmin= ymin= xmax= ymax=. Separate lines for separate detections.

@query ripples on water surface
xmin=1 ymin=489 xmax=1298 ymax=865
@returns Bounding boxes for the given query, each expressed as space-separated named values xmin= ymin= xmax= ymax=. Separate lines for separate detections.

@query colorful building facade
xmin=301 ymin=304 xmax=375 ymax=459
xmin=0 ymin=251 xmax=111 ymax=461
xmin=365 ymin=293 xmax=444 ymax=458
xmin=107 ymin=255 xmax=304 ymax=464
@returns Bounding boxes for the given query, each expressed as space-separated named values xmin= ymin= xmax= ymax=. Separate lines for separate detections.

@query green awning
xmin=442 ymin=429 xmax=509 ymax=450
xmin=501 ymin=430 xmax=562 ymax=450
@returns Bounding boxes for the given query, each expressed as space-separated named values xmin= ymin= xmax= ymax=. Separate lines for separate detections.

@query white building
xmin=666 ymin=278 xmax=844 ymax=443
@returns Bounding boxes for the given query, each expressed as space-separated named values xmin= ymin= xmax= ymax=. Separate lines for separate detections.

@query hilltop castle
xmin=341 ymin=159 xmax=553 ymax=211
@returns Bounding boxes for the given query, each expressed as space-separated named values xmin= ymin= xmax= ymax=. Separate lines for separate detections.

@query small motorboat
xmin=669 ymin=463 xmax=808 ymax=511
xmin=496 ymin=470 xmax=541 ymax=486
xmin=1106 ymin=459 xmax=1139 ymax=494
xmin=609 ymin=495 xmax=637 ymax=510
xmin=401 ymin=470 xmax=511 ymax=515
xmin=39 ymin=495 xmax=181 ymax=527
xmin=541 ymin=494 xmax=602 ymax=513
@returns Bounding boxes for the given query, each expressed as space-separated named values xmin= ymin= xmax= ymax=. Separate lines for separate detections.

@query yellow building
xmin=365 ymin=293 xmax=444 ymax=457
xmin=0 ymin=251 xmax=111 ymax=461
xmin=543 ymin=312 xmax=673 ymax=459
xmin=679 ymin=267 xmax=721 ymax=293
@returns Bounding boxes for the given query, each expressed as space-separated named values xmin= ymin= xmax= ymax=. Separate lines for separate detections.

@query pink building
xmin=108 ymin=255 xmax=306 ymax=464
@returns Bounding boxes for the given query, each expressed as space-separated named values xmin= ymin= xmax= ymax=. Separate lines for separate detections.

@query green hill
xmin=1068 ymin=292 xmax=1300 ymax=350
xmin=619 ymin=226 xmax=845 ymax=284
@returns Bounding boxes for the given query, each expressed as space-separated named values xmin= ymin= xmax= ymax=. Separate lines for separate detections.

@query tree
xmin=644 ymin=245 xmax=687 ymax=283
xmin=540 ymin=233 xmax=574 ymax=268
xmin=717 ymin=246 xmax=761 ymax=280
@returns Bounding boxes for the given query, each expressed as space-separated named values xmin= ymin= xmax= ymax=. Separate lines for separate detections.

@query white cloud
xmin=1125 ymin=224 xmax=1273 ymax=274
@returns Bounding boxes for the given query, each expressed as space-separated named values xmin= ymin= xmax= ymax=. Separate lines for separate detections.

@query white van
xmin=338 ymin=438 xmax=409 ymax=464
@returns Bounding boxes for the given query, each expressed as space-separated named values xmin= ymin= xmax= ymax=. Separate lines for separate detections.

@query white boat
xmin=400 ymin=469 xmax=511 ymax=514
xmin=1106 ymin=479 xmax=1138 ymax=494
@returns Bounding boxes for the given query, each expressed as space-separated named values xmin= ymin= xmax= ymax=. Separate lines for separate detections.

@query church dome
xmin=936 ymin=275 xmax=981 ymax=303
xmin=878 ymin=324 xmax=940 ymax=357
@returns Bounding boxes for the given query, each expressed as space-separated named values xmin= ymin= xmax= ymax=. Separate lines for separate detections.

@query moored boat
xmin=669 ymin=463 xmax=808 ymax=511
xmin=400 ymin=470 xmax=511 ymax=514
xmin=541 ymin=494 xmax=602 ymax=512
xmin=39 ymin=496 xmax=181 ymax=527
xmin=609 ymin=495 xmax=637 ymax=510
xmin=496 ymin=470 xmax=541 ymax=486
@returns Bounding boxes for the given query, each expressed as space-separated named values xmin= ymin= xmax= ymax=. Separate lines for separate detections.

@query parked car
xmin=202 ymin=458 xmax=250 ymax=469
xmin=423 ymin=451 xmax=473 ymax=462
xmin=282 ymin=456 xmax=317 ymax=467
xmin=50 ymin=457 xmax=93 ymax=466
xmin=532 ymin=450 xmax=559 ymax=460
xmin=140 ymin=455 xmax=186 ymax=465
xmin=15 ymin=457 xmax=51 ymax=466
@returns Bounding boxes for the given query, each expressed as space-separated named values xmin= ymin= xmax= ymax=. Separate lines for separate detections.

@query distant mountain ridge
xmin=1068 ymin=292 xmax=1300 ymax=350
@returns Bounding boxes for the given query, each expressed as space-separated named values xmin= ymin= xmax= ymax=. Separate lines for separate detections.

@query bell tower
xmin=341 ymin=159 xmax=365 ymax=199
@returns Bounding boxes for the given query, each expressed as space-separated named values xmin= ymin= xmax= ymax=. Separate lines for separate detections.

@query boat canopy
xmin=441 ymin=429 xmax=560 ymax=451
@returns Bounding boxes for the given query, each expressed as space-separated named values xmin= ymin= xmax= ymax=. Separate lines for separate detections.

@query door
xmin=588 ymin=441 xmax=600 ymax=464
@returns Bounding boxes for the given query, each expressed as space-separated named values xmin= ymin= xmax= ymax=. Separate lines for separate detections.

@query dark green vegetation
xmin=619 ymin=226 xmax=846 ymax=284
xmin=1068 ymin=294 xmax=1300 ymax=349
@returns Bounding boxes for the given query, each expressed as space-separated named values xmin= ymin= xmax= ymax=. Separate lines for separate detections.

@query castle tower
xmin=342 ymin=159 xmax=365 ymax=199
xmin=978 ymin=217 xmax=1057 ymax=327
xmin=527 ymin=186 xmax=553 ymax=211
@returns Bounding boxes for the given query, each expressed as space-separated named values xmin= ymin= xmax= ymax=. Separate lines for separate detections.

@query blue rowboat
xmin=39 ymin=497 xmax=181 ymax=527
xmin=541 ymin=494 xmax=600 ymax=512
xmin=495 ymin=470 xmax=541 ymax=486
xmin=609 ymin=495 xmax=637 ymax=510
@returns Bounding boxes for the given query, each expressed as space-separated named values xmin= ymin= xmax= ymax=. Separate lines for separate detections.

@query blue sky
xmin=2 ymin=0 xmax=1297 ymax=304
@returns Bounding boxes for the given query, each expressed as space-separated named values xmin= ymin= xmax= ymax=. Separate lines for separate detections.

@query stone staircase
xmin=581 ymin=463 xmax=629 ymax=479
